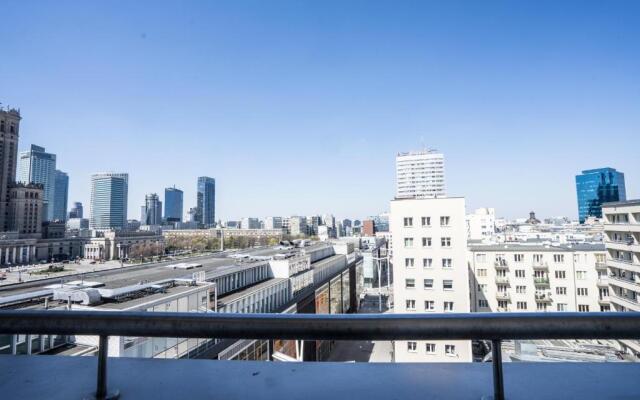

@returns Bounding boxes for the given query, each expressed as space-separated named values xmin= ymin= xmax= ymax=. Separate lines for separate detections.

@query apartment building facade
xmin=468 ymin=243 xmax=608 ymax=314
xmin=390 ymin=197 xmax=471 ymax=362
xmin=603 ymin=200 xmax=640 ymax=312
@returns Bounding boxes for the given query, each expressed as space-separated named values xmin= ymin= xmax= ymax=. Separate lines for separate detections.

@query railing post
xmin=491 ymin=339 xmax=504 ymax=400
xmin=95 ymin=335 xmax=119 ymax=400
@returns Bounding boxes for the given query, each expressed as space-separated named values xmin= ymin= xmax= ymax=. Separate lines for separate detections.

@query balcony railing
xmin=1 ymin=311 xmax=640 ymax=400
xmin=534 ymin=277 xmax=550 ymax=286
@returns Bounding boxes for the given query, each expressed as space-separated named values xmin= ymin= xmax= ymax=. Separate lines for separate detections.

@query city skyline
xmin=2 ymin=2 xmax=639 ymax=220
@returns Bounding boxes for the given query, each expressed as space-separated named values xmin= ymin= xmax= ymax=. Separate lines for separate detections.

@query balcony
xmin=495 ymin=292 xmax=511 ymax=301
xmin=532 ymin=263 xmax=549 ymax=271
xmin=604 ymin=223 xmax=640 ymax=233
xmin=607 ymin=258 xmax=640 ymax=274
xmin=534 ymin=278 xmax=550 ymax=288
xmin=1 ymin=311 xmax=640 ymax=400
xmin=608 ymin=275 xmax=640 ymax=292
xmin=495 ymin=276 xmax=510 ymax=285
xmin=610 ymin=293 xmax=640 ymax=312
xmin=596 ymin=277 xmax=609 ymax=287
xmin=605 ymin=240 xmax=640 ymax=253
xmin=494 ymin=261 xmax=509 ymax=270
xmin=534 ymin=293 xmax=553 ymax=303
xmin=595 ymin=262 xmax=607 ymax=270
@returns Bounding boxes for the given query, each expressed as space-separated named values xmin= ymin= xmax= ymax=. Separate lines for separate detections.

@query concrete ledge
xmin=1 ymin=355 xmax=639 ymax=399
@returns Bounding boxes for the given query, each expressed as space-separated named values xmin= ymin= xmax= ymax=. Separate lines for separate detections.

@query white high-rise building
xmin=90 ymin=172 xmax=129 ymax=230
xmin=390 ymin=197 xmax=471 ymax=362
xmin=466 ymin=207 xmax=496 ymax=241
xmin=395 ymin=149 xmax=445 ymax=199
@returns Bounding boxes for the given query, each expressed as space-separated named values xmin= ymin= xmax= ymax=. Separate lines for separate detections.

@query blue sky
xmin=1 ymin=1 xmax=638 ymax=221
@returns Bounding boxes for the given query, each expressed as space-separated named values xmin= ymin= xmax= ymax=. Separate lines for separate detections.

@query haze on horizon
xmin=1 ymin=1 xmax=638 ymax=221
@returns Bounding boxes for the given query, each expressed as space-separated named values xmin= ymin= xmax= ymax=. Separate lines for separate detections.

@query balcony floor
xmin=1 ymin=355 xmax=640 ymax=399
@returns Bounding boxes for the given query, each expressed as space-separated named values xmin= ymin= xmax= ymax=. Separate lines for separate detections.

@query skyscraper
xmin=0 ymin=107 xmax=21 ymax=231
xmin=396 ymin=149 xmax=446 ymax=199
xmin=164 ymin=186 xmax=183 ymax=223
xmin=52 ymin=170 xmax=69 ymax=221
xmin=17 ymin=144 xmax=57 ymax=221
xmin=197 ymin=176 xmax=215 ymax=227
xmin=69 ymin=201 xmax=83 ymax=219
xmin=90 ymin=172 xmax=128 ymax=230
xmin=141 ymin=193 xmax=162 ymax=225
xmin=576 ymin=168 xmax=626 ymax=223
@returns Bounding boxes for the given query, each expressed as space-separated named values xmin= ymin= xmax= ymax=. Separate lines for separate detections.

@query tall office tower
xmin=390 ymin=197 xmax=471 ymax=362
xmin=141 ymin=193 xmax=162 ymax=225
xmin=17 ymin=144 xmax=57 ymax=221
xmin=52 ymin=170 xmax=69 ymax=222
xmin=264 ymin=216 xmax=283 ymax=230
xmin=289 ymin=216 xmax=307 ymax=236
xmin=197 ymin=176 xmax=215 ymax=228
xmin=89 ymin=172 xmax=128 ymax=230
xmin=0 ymin=107 xmax=20 ymax=231
xmin=164 ymin=186 xmax=183 ymax=223
xmin=69 ymin=201 xmax=83 ymax=219
xmin=576 ymin=168 xmax=626 ymax=224
xmin=395 ymin=149 xmax=446 ymax=199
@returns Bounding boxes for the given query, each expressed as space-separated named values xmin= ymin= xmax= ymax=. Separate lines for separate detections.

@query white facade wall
xmin=603 ymin=201 xmax=640 ymax=312
xmin=395 ymin=150 xmax=445 ymax=199
xmin=390 ymin=197 xmax=471 ymax=362
xmin=466 ymin=208 xmax=496 ymax=241
xmin=469 ymin=245 xmax=608 ymax=314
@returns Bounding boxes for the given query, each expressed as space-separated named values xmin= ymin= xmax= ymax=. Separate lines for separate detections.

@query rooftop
xmin=603 ymin=199 xmax=640 ymax=208
xmin=468 ymin=243 xmax=605 ymax=252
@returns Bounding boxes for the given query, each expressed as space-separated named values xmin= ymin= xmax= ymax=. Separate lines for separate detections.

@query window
xmin=515 ymin=270 xmax=525 ymax=278
xmin=405 ymin=300 xmax=416 ymax=311
xmin=556 ymin=287 xmax=567 ymax=295
xmin=425 ymin=343 xmax=436 ymax=354
xmin=478 ymin=299 xmax=489 ymax=308
xmin=423 ymin=258 xmax=433 ymax=268
xmin=514 ymin=254 xmax=524 ymax=262
xmin=424 ymin=300 xmax=435 ymax=311
xmin=403 ymin=217 xmax=413 ymax=227
xmin=577 ymin=288 xmax=588 ymax=296
xmin=536 ymin=303 xmax=548 ymax=311
xmin=405 ymin=258 xmax=415 ymax=268
xmin=442 ymin=258 xmax=452 ymax=268
xmin=578 ymin=305 xmax=590 ymax=312
xmin=553 ymin=254 xmax=564 ymax=263
xmin=440 ymin=216 xmax=450 ymax=226
xmin=441 ymin=237 xmax=451 ymax=247
xmin=445 ymin=344 xmax=456 ymax=356
xmin=478 ymin=284 xmax=487 ymax=293
xmin=444 ymin=301 xmax=454 ymax=311
xmin=421 ymin=217 xmax=431 ymax=227
xmin=555 ymin=271 xmax=566 ymax=279
xmin=517 ymin=301 xmax=527 ymax=310
xmin=443 ymin=280 xmax=453 ymax=290
xmin=405 ymin=279 xmax=415 ymax=289
xmin=576 ymin=271 xmax=586 ymax=280
xmin=422 ymin=237 xmax=432 ymax=247
xmin=476 ymin=269 xmax=487 ymax=277
xmin=516 ymin=285 xmax=526 ymax=294
xmin=407 ymin=341 xmax=417 ymax=352
xmin=404 ymin=238 xmax=413 ymax=247
xmin=533 ymin=254 xmax=543 ymax=263
xmin=557 ymin=303 xmax=567 ymax=311
xmin=476 ymin=253 xmax=487 ymax=262
xmin=424 ymin=279 xmax=434 ymax=289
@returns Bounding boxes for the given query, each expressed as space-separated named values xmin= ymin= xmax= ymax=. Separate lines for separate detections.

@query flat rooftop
xmin=2 ymin=356 xmax=640 ymax=400
xmin=217 ymin=278 xmax=289 ymax=307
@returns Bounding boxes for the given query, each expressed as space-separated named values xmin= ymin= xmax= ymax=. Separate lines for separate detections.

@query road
xmin=326 ymin=294 xmax=394 ymax=363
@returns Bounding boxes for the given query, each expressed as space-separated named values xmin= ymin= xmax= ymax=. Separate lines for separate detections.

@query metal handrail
xmin=1 ymin=311 xmax=640 ymax=400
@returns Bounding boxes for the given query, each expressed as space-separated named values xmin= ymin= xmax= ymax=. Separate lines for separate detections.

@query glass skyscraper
xmin=17 ymin=145 xmax=57 ymax=221
xmin=90 ymin=172 xmax=129 ymax=229
xmin=164 ymin=186 xmax=183 ymax=223
xmin=197 ymin=176 xmax=215 ymax=227
xmin=52 ymin=170 xmax=69 ymax=222
xmin=575 ymin=167 xmax=626 ymax=223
